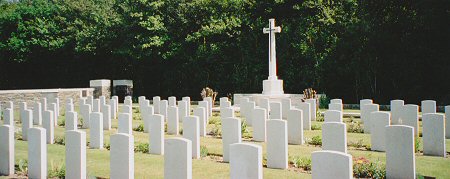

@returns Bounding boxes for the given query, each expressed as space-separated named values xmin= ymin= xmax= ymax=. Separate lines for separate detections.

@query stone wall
xmin=0 ymin=88 xmax=94 ymax=111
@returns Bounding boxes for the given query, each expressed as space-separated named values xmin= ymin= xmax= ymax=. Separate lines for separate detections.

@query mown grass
xmin=2 ymin=105 xmax=450 ymax=178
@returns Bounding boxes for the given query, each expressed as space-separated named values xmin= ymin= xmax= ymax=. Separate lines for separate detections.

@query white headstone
xmin=296 ymin=103 xmax=311 ymax=130
xmin=80 ymin=104 xmax=91 ymax=129
xmin=422 ymin=113 xmax=446 ymax=157
xmin=287 ymin=109 xmax=303 ymax=145
xmin=421 ymin=100 xmax=436 ymax=115
xmin=359 ymin=99 xmax=373 ymax=108
xmin=66 ymin=103 xmax=74 ymax=114
xmin=93 ymin=99 xmax=101 ymax=113
xmin=168 ymin=96 xmax=177 ymax=107
xmin=28 ymin=127 xmax=47 ymax=179
xmin=370 ymin=111 xmax=390 ymax=152
xmin=19 ymin=102 xmax=27 ymax=122
xmin=50 ymin=103 xmax=58 ymax=126
xmin=102 ymin=105 xmax=111 ymax=130
xmin=229 ymin=143 xmax=262 ymax=179
xmin=328 ymin=103 xmax=343 ymax=112
xmin=33 ymin=102 xmax=42 ymax=125
xmin=42 ymin=110 xmax=54 ymax=144
xmin=165 ymin=106 xmax=178 ymax=135
xmin=164 ymin=138 xmax=192 ymax=179
xmin=149 ymin=114 xmax=164 ymax=155
xmin=322 ymin=122 xmax=347 ymax=153
xmin=160 ymin=100 xmax=168 ymax=118
xmin=306 ymin=99 xmax=317 ymax=121
xmin=386 ymin=125 xmax=415 ymax=179
xmin=312 ymin=150 xmax=352 ymax=179
xmin=222 ymin=117 xmax=242 ymax=162
xmin=112 ymin=96 xmax=119 ymax=114
xmin=281 ymin=99 xmax=291 ymax=120
xmin=110 ymin=133 xmax=134 ymax=179
xmin=118 ymin=113 xmax=132 ymax=135
xmin=390 ymin=99 xmax=404 ymax=125
xmin=90 ymin=112 xmax=103 ymax=149
xmin=324 ymin=110 xmax=343 ymax=123
xmin=361 ymin=103 xmax=379 ymax=133
xmin=0 ymin=125 xmax=14 ymax=176
xmin=446 ymin=106 xmax=450 ymax=139
xmin=252 ymin=108 xmax=267 ymax=142
xmin=220 ymin=107 xmax=235 ymax=119
xmin=399 ymin=104 xmax=419 ymax=136
xmin=21 ymin=109 xmax=33 ymax=140
xmin=55 ymin=98 xmax=60 ymax=117
xmin=220 ymin=97 xmax=229 ymax=108
xmin=41 ymin=98 xmax=47 ymax=112
xmin=182 ymin=97 xmax=191 ymax=114
xmin=240 ymin=98 xmax=250 ymax=117
xmin=3 ymin=108 xmax=13 ymax=126
xmin=205 ymin=97 xmax=213 ymax=117
xmin=183 ymin=116 xmax=200 ymax=159
xmin=99 ymin=96 xmax=106 ymax=106
xmin=330 ymin=99 xmax=342 ymax=104
xmin=198 ymin=101 xmax=209 ymax=122
xmin=110 ymin=98 xmax=118 ymax=120
xmin=124 ymin=98 xmax=132 ymax=107
xmin=194 ymin=107 xmax=207 ymax=137
xmin=138 ymin=96 xmax=146 ymax=110
xmin=246 ymin=101 xmax=256 ymax=126
xmin=178 ymin=100 xmax=189 ymax=122
xmin=65 ymin=130 xmax=86 ymax=179
xmin=86 ymin=96 xmax=93 ymax=107
xmin=258 ymin=98 xmax=270 ymax=118
xmin=122 ymin=105 xmax=132 ymax=114
xmin=65 ymin=111 xmax=78 ymax=131
xmin=267 ymin=119 xmax=288 ymax=169
xmin=269 ymin=102 xmax=282 ymax=119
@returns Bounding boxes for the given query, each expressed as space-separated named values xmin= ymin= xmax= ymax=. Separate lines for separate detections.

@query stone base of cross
xmin=262 ymin=79 xmax=284 ymax=95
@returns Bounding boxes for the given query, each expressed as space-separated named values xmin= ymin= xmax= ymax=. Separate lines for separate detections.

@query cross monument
xmin=262 ymin=18 xmax=284 ymax=95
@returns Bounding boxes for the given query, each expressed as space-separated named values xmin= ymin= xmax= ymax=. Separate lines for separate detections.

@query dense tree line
xmin=0 ymin=0 xmax=449 ymax=104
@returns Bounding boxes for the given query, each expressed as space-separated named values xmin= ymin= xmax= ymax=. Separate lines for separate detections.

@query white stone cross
xmin=263 ymin=18 xmax=281 ymax=80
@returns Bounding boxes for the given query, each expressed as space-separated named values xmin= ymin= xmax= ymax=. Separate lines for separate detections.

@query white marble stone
xmin=305 ymin=99 xmax=317 ymax=121
xmin=322 ymin=122 xmax=347 ymax=153
xmin=246 ymin=101 xmax=256 ymax=126
xmin=422 ymin=113 xmax=446 ymax=157
xmin=122 ymin=105 xmax=132 ymax=114
xmin=112 ymin=96 xmax=119 ymax=114
xmin=262 ymin=18 xmax=284 ymax=95
xmin=220 ymin=107 xmax=235 ymax=119
xmin=178 ymin=100 xmax=188 ymax=122
xmin=390 ymin=99 xmax=404 ymax=125
xmin=258 ymin=98 xmax=270 ymax=118
xmin=0 ymin=125 xmax=14 ymax=176
xmin=149 ymin=114 xmax=164 ymax=155
xmin=50 ymin=103 xmax=58 ymax=126
xmin=110 ymin=98 xmax=118 ymax=120
xmin=90 ymin=112 xmax=103 ymax=149
xmin=183 ymin=116 xmax=200 ymax=159
xmin=359 ymin=99 xmax=373 ymax=108
xmin=100 ymin=96 xmax=106 ymax=106
xmin=269 ymin=101 xmax=282 ymax=119
xmin=194 ymin=107 xmax=207 ymax=137
xmin=281 ymin=99 xmax=291 ymax=120
xmin=399 ymin=104 xmax=419 ymax=136
xmin=55 ymin=98 xmax=60 ymax=117
xmin=370 ymin=111 xmax=390 ymax=152
xmin=65 ymin=111 xmax=78 ymax=131
xmin=295 ymin=102 xmax=311 ymax=130
xmin=229 ymin=143 xmax=262 ymax=179
xmin=220 ymin=97 xmax=229 ymax=108
xmin=446 ymin=106 xmax=450 ymax=139
xmin=361 ymin=103 xmax=379 ymax=133
xmin=267 ymin=119 xmax=288 ymax=169
xmin=168 ymin=96 xmax=177 ymax=107
xmin=65 ymin=130 xmax=86 ymax=179
xmin=252 ymin=108 xmax=267 ymax=142
xmin=28 ymin=127 xmax=47 ymax=179
xmin=198 ymin=101 xmax=209 ymax=122
xmin=138 ymin=96 xmax=146 ymax=110
xmin=330 ymin=99 xmax=342 ymax=104
xmin=240 ymin=97 xmax=250 ymax=117
xmin=328 ymin=103 xmax=343 ymax=112
xmin=167 ymin=106 xmax=179 ymax=135
xmin=118 ymin=113 xmax=132 ymax=135
xmin=124 ymin=98 xmax=132 ymax=107
xmin=222 ymin=117 xmax=242 ymax=162
xmin=21 ymin=109 xmax=33 ymax=140
xmin=66 ymin=103 xmax=74 ymax=114
xmin=41 ymin=98 xmax=47 ymax=112
xmin=80 ymin=104 xmax=91 ymax=129
xmin=160 ymin=100 xmax=168 ymax=118
xmin=182 ymin=97 xmax=191 ymax=114
xmin=3 ymin=108 xmax=13 ymax=126
xmin=110 ymin=133 xmax=134 ymax=179
xmin=324 ymin=110 xmax=343 ymax=123
xmin=386 ymin=125 xmax=415 ymax=179
xmin=19 ymin=102 xmax=27 ymax=122
xmin=33 ymin=102 xmax=42 ymax=125
xmin=287 ymin=109 xmax=303 ymax=145
xmin=164 ymin=138 xmax=192 ymax=179
xmin=102 ymin=105 xmax=111 ymax=130
xmin=205 ymin=97 xmax=213 ymax=117
xmin=312 ymin=150 xmax=352 ymax=179
xmin=92 ymin=99 xmax=101 ymax=112
xmin=421 ymin=100 xmax=436 ymax=115
xmin=43 ymin=110 xmax=54 ymax=144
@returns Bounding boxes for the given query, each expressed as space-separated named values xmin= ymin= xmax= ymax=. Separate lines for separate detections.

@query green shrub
xmin=209 ymin=125 xmax=222 ymax=137
xmin=104 ymin=143 xmax=111 ymax=150
xmin=319 ymin=95 xmax=330 ymax=109
xmin=58 ymin=118 xmax=65 ymax=127
xmin=315 ymin=114 xmax=324 ymax=122
xmin=135 ymin=143 xmax=150 ymax=153
xmin=48 ymin=163 xmax=65 ymax=178
xmin=54 ymin=136 xmax=65 ymax=145
xmin=209 ymin=117 xmax=221 ymax=125
xmin=415 ymin=137 xmax=421 ymax=153
xmin=347 ymin=122 xmax=364 ymax=133
xmin=308 ymin=136 xmax=322 ymax=146
xmin=133 ymin=124 xmax=144 ymax=132
xmin=15 ymin=159 xmax=28 ymax=175
xmin=290 ymin=156 xmax=312 ymax=171
xmin=311 ymin=123 xmax=321 ymax=130
xmin=241 ymin=119 xmax=249 ymax=136
xmin=353 ymin=157 xmax=386 ymax=178
xmin=200 ymin=145 xmax=208 ymax=158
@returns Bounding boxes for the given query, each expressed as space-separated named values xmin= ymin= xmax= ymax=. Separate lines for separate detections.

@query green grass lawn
xmin=2 ymin=104 xmax=450 ymax=178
